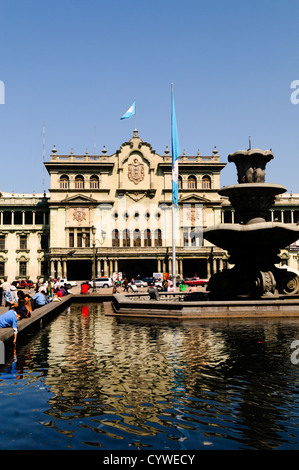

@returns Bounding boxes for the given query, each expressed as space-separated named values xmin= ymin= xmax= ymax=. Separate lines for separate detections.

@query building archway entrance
xmin=118 ymin=258 xmax=157 ymax=280
xmin=183 ymin=258 xmax=207 ymax=278
xmin=67 ymin=260 xmax=92 ymax=281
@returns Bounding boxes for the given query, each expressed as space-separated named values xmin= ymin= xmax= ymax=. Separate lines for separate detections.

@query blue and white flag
xmin=171 ymin=86 xmax=180 ymax=206
xmin=120 ymin=101 xmax=136 ymax=120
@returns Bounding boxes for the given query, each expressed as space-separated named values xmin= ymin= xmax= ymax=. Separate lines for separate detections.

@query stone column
xmin=103 ymin=258 xmax=108 ymax=276
xmin=179 ymin=258 xmax=183 ymax=278
xmin=97 ymin=259 xmax=101 ymax=277
xmin=50 ymin=260 xmax=55 ymax=278
xmin=62 ymin=260 xmax=67 ymax=278
xmin=207 ymin=258 xmax=211 ymax=278
xmin=213 ymin=257 xmax=217 ymax=274
xmin=57 ymin=260 xmax=62 ymax=278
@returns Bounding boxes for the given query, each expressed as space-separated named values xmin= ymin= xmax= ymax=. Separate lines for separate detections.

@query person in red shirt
xmin=81 ymin=282 xmax=90 ymax=294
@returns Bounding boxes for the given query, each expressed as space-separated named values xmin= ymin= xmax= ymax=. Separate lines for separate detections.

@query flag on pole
xmin=171 ymin=85 xmax=180 ymax=205
xmin=120 ymin=102 xmax=136 ymax=120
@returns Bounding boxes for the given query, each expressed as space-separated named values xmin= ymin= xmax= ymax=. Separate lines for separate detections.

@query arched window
xmin=154 ymin=229 xmax=162 ymax=247
xmin=60 ymin=175 xmax=69 ymax=189
xmin=123 ymin=229 xmax=130 ymax=247
xmin=187 ymin=175 xmax=197 ymax=189
xmin=202 ymin=175 xmax=211 ymax=189
xmin=144 ymin=229 xmax=151 ymax=247
xmin=133 ymin=229 xmax=141 ymax=247
xmin=178 ymin=176 xmax=183 ymax=189
xmin=90 ymin=175 xmax=99 ymax=189
xmin=112 ymin=229 xmax=119 ymax=247
xmin=75 ymin=175 xmax=84 ymax=189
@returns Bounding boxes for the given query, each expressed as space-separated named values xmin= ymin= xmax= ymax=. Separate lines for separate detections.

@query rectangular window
xmin=3 ymin=212 xmax=12 ymax=225
xmin=14 ymin=211 xmax=22 ymax=225
xmin=25 ymin=212 xmax=33 ymax=224
xmin=77 ymin=231 xmax=83 ymax=248
xmin=69 ymin=231 xmax=74 ymax=248
xmin=90 ymin=180 xmax=99 ymax=189
xmin=0 ymin=262 xmax=4 ymax=277
xmin=19 ymin=261 xmax=27 ymax=277
xmin=0 ymin=236 xmax=5 ymax=250
xmin=41 ymin=235 xmax=49 ymax=250
xmin=41 ymin=261 xmax=48 ymax=276
xmin=60 ymin=179 xmax=69 ymax=189
xmin=35 ymin=212 xmax=44 ymax=224
xmin=144 ymin=230 xmax=151 ymax=247
xmin=85 ymin=233 xmax=90 ymax=248
xmin=112 ymin=230 xmax=119 ymax=247
xmin=20 ymin=235 xmax=27 ymax=250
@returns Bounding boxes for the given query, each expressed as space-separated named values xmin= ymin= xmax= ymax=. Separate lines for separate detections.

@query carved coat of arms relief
xmin=71 ymin=208 xmax=88 ymax=226
xmin=128 ymin=158 xmax=145 ymax=185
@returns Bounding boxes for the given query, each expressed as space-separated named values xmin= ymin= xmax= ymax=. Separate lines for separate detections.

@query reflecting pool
xmin=1 ymin=302 xmax=299 ymax=450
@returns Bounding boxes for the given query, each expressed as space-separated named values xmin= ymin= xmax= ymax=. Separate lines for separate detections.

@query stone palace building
xmin=0 ymin=130 xmax=298 ymax=282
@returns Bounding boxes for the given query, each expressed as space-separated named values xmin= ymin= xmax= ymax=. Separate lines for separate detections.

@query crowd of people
xmin=0 ymin=278 xmax=71 ymax=343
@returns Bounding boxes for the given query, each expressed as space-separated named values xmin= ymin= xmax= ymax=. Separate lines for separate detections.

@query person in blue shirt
xmin=0 ymin=304 xmax=27 ymax=344
xmin=31 ymin=290 xmax=49 ymax=310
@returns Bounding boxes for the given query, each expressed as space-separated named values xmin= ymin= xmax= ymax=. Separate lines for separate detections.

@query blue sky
xmin=1 ymin=0 xmax=299 ymax=193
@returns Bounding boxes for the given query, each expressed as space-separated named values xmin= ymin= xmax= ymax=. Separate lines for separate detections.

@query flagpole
xmin=171 ymin=83 xmax=179 ymax=292
xmin=172 ymin=87 xmax=176 ymax=291
xmin=172 ymin=187 xmax=176 ymax=291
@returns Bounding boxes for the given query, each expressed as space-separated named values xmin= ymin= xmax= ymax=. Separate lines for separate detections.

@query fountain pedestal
xmin=204 ymin=149 xmax=299 ymax=299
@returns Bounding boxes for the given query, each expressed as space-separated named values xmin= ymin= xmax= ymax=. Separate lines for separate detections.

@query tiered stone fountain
xmin=204 ymin=149 xmax=299 ymax=300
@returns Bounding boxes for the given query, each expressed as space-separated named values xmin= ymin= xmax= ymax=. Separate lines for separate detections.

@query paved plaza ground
xmin=0 ymin=283 xmax=206 ymax=316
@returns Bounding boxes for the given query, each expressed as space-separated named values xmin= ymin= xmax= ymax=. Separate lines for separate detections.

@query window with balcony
xmin=133 ymin=229 xmax=141 ymax=247
xmin=75 ymin=175 xmax=84 ymax=189
xmin=60 ymin=175 xmax=69 ymax=189
xmin=19 ymin=261 xmax=27 ymax=277
xmin=144 ymin=229 xmax=151 ymax=247
xmin=123 ymin=229 xmax=130 ymax=247
xmin=202 ymin=175 xmax=211 ymax=189
xmin=187 ymin=176 xmax=197 ymax=189
xmin=154 ymin=229 xmax=162 ymax=247
xmin=90 ymin=175 xmax=99 ymax=189
xmin=20 ymin=235 xmax=27 ymax=250
xmin=112 ymin=229 xmax=119 ymax=247
xmin=0 ymin=236 xmax=5 ymax=250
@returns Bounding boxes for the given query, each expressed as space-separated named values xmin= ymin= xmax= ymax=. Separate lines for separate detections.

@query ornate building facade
xmin=0 ymin=130 xmax=298 ymax=282
xmin=45 ymin=130 xmax=226 ymax=280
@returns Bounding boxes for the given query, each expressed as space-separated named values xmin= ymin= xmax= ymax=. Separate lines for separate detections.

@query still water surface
xmin=1 ymin=303 xmax=299 ymax=450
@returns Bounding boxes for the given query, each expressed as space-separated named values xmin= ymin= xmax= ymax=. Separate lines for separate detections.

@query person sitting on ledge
xmin=31 ymin=290 xmax=49 ymax=310
xmin=0 ymin=304 xmax=29 ymax=344
xmin=16 ymin=290 xmax=32 ymax=317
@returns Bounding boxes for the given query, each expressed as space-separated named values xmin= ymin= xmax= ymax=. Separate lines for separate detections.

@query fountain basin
xmin=219 ymin=183 xmax=286 ymax=224
xmin=204 ymin=222 xmax=299 ymax=251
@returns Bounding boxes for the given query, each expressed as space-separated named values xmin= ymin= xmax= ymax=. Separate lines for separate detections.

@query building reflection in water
xmin=4 ymin=303 xmax=299 ymax=449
